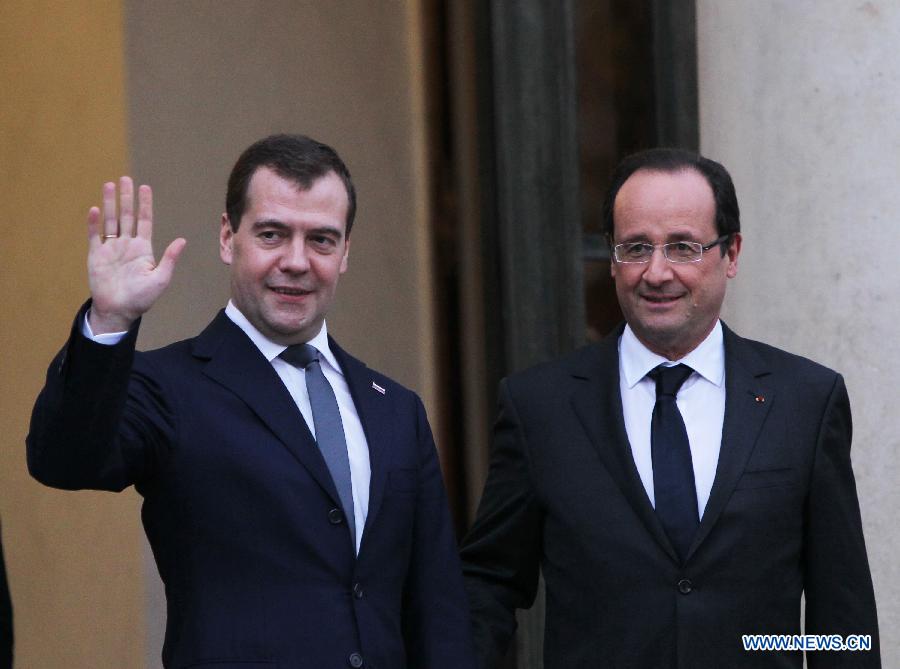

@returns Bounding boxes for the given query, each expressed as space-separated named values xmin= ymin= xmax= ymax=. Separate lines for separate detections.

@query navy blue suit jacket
xmin=461 ymin=324 xmax=879 ymax=668
xmin=28 ymin=303 xmax=475 ymax=669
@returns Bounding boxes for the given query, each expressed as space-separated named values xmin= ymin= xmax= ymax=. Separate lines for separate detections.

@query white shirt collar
xmin=620 ymin=320 xmax=725 ymax=389
xmin=224 ymin=300 xmax=343 ymax=375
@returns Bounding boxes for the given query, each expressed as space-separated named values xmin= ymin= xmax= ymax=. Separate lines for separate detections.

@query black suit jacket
xmin=461 ymin=323 xmax=879 ymax=668
xmin=0 ymin=521 xmax=11 ymax=669
xmin=28 ymin=303 xmax=475 ymax=669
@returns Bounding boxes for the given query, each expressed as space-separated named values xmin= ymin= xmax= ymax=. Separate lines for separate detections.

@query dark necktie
xmin=280 ymin=344 xmax=355 ymax=545
xmin=649 ymin=363 xmax=698 ymax=561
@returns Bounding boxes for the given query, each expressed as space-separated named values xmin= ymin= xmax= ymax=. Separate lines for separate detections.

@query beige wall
xmin=0 ymin=2 xmax=145 ymax=667
xmin=2 ymin=1 xmax=437 ymax=666
xmin=698 ymin=2 xmax=900 ymax=664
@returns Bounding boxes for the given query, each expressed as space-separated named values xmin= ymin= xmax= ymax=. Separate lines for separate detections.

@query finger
xmin=136 ymin=184 xmax=154 ymax=240
xmin=119 ymin=176 xmax=135 ymax=237
xmin=87 ymin=206 xmax=102 ymax=250
xmin=102 ymin=181 xmax=118 ymax=240
xmin=154 ymin=238 xmax=187 ymax=283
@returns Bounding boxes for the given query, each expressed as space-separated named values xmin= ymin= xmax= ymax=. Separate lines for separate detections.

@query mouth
xmin=269 ymin=286 xmax=313 ymax=298
xmin=640 ymin=293 xmax=683 ymax=306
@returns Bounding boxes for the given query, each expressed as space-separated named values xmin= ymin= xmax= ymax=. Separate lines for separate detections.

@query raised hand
xmin=86 ymin=176 xmax=187 ymax=334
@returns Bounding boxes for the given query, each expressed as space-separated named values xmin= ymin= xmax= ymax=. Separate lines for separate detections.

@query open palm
xmin=87 ymin=177 xmax=186 ymax=333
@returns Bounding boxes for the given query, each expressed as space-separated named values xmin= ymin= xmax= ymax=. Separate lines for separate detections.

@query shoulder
xmin=135 ymin=337 xmax=196 ymax=370
xmin=502 ymin=336 xmax=616 ymax=404
xmin=507 ymin=344 xmax=602 ymax=384
xmin=723 ymin=325 xmax=843 ymax=392
xmin=135 ymin=310 xmax=248 ymax=371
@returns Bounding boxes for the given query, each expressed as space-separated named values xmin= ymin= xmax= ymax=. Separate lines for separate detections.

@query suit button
xmin=328 ymin=508 xmax=344 ymax=524
xmin=348 ymin=652 xmax=364 ymax=667
xmin=677 ymin=578 xmax=693 ymax=594
xmin=353 ymin=582 xmax=364 ymax=599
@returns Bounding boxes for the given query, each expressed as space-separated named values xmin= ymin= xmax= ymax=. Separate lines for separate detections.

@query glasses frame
xmin=612 ymin=234 xmax=732 ymax=264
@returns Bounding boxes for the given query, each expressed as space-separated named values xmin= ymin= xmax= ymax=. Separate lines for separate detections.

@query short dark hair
xmin=226 ymin=134 xmax=357 ymax=235
xmin=601 ymin=148 xmax=740 ymax=250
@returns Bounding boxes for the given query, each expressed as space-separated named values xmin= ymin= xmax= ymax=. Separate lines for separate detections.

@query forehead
xmin=244 ymin=167 xmax=349 ymax=226
xmin=613 ymin=168 xmax=716 ymax=238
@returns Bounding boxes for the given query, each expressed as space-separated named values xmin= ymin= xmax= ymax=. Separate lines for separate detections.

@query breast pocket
xmin=734 ymin=467 xmax=795 ymax=491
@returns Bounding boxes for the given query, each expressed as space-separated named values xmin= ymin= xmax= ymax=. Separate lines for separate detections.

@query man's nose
xmin=641 ymin=247 xmax=673 ymax=284
xmin=279 ymin=240 xmax=310 ymax=273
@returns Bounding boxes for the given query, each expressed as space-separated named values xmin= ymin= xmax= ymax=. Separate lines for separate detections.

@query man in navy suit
xmin=461 ymin=148 xmax=880 ymax=667
xmin=28 ymin=134 xmax=475 ymax=668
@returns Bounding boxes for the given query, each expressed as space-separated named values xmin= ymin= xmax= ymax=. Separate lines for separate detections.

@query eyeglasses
xmin=612 ymin=235 xmax=731 ymax=264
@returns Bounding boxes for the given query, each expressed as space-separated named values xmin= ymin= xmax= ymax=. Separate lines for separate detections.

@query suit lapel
xmin=192 ymin=312 xmax=343 ymax=507
xmin=329 ymin=339 xmax=394 ymax=544
xmin=685 ymin=324 xmax=774 ymax=560
xmin=569 ymin=329 xmax=680 ymax=563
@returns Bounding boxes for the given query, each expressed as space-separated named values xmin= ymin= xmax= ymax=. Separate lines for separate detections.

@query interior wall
xmin=698 ymin=2 xmax=900 ymax=664
xmin=0 ymin=2 xmax=145 ymax=667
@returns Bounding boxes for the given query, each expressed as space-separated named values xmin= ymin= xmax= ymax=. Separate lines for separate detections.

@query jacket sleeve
xmin=804 ymin=373 xmax=881 ymax=667
xmin=26 ymin=301 xmax=173 ymax=492
xmin=459 ymin=378 xmax=543 ymax=669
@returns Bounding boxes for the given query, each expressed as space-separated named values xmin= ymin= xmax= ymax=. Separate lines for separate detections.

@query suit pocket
xmin=178 ymin=661 xmax=276 ymax=668
xmin=734 ymin=467 xmax=795 ymax=490
xmin=388 ymin=468 xmax=417 ymax=493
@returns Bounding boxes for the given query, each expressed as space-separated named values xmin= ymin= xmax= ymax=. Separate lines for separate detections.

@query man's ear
xmin=608 ymin=237 xmax=618 ymax=279
xmin=725 ymin=232 xmax=742 ymax=279
xmin=339 ymin=236 xmax=350 ymax=274
xmin=219 ymin=213 xmax=234 ymax=265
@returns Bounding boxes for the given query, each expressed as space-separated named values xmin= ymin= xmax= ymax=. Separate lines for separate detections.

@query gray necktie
xmin=280 ymin=344 xmax=355 ymax=545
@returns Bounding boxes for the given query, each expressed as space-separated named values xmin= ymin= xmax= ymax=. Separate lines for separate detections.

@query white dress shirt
xmin=618 ymin=321 xmax=726 ymax=519
xmin=84 ymin=303 xmax=371 ymax=553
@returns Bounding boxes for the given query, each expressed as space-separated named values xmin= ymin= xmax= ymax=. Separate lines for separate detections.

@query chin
xmin=636 ymin=322 xmax=686 ymax=349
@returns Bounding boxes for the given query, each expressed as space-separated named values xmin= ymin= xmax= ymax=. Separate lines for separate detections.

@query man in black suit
xmin=461 ymin=148 xmax=880 ymax=667
xmin=28 ymin=134 xmax=475 ymax=668
xmin=0 ymin=521 xmax=11 ymax=669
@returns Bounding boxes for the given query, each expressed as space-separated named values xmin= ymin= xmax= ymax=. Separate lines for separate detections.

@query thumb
xmin=155 ymin=238 xmax=187 ymax=281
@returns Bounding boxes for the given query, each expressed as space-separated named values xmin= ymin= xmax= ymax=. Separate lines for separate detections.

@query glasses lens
xmin=664 ymin=241 xmax=702 ymax=263
xmin=617 ymin=243 xmax=652 ymax=262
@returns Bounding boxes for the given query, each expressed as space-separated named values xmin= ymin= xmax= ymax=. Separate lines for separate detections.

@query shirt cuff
xmin=82 ymin=309 xmax=128 ymax=345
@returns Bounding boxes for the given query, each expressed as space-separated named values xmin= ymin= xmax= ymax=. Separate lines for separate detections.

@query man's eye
xmin=625 ymin=243 xmax=652 ymax=257
xmin=310 ymin=235 xmax=336 ymax=247
xmin=669 ymin=241 xmax=698 ymax=258
xmin=259 ymin=230 xmax=281 ymax=241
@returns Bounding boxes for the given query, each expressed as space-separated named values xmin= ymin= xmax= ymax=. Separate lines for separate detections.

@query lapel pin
xmin=372 ymin=381 xmax=386 ymax=395
xmin=754 ymin=395 xmax=765 ymax=403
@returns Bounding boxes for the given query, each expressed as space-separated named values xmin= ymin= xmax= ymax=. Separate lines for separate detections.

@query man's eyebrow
xmin=617 ymin=231 xmax=701 ymax=244
xmin=251 ymin=219 xmax=289 ymax=230
xmin=307 ymin=225 xmax=344 ymax=240
xmin=617 ymin=234 xmax=651 ymax=244
xmin=664 ymin=231 xmax=703 ymax=242
xmin=250 ymin=220 xmax=344 ymax=240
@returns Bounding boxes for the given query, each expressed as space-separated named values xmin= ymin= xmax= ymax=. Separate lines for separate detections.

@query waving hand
xmin=86 ymin=176 xmax=187 ymax=333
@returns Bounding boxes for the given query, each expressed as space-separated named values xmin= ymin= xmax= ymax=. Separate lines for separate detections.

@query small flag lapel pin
xmin=372 ymin=381 xmax=386 ymax=395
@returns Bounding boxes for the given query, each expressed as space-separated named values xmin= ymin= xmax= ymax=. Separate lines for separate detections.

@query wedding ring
xmin=102 ymin=234 xmax=119 ymax=240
